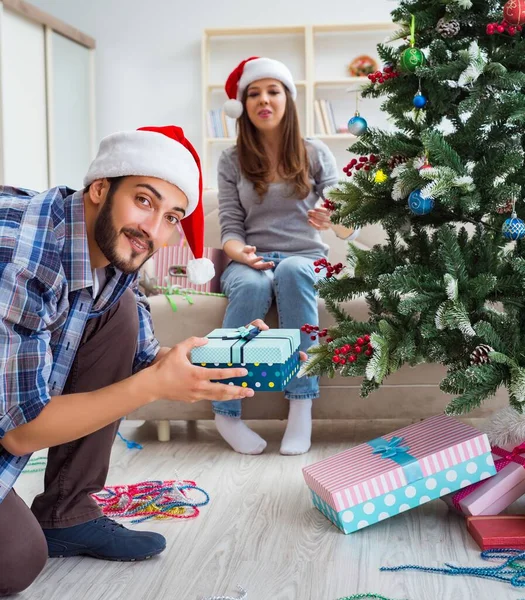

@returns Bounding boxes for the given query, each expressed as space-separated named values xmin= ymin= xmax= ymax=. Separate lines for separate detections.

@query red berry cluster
xmin=343 ymin=154 xmax=379 ymax=177
xmin=313 ymin=258 xmax=344 ymax=277
xmin=368 ymin=64 xmax=399 ymax=84
xmin=332 ymin=335 xmax=374 ymax=365
xmin=322 ymin=198 xmax=336 ymax=211
xmin=301 ymin=323 xmax=332 ymax=342
xmin=486 ymin=21 xmax=523 ymax=36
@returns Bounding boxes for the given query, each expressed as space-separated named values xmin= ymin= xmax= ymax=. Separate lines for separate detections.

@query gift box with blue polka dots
xmin=191 ymin=327 xmax=301 ymax=391
xmin=303 ymin=415 xmax=498 ymax=534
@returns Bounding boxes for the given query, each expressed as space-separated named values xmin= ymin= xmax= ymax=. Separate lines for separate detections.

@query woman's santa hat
xmin=223 ymin=57 xmax=297 ymax=119
xmin=84 ymin=125 xmax=214 ymax=284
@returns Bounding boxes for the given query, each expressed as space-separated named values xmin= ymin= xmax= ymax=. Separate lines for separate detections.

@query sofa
xmin=128 ymin=189 xmax=507 ymax=441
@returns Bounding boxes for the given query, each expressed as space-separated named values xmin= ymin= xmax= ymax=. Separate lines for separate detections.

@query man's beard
xmin=94 ymin=184 xmax=154 ymax=274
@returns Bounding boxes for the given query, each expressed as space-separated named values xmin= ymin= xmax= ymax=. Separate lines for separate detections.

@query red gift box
xmin=467 ymin=515 xmax=525 ymax=550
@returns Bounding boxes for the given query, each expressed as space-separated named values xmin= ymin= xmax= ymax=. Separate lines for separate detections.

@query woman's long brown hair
xmin=236 ymin=85 xmax=310 ymax=200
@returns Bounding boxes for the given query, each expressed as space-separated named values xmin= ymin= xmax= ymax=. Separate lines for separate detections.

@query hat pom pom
xmin=186 ymin=257 xmax=215 ymax=285
xmin=224 ymin=99 xmax=243 ymax=119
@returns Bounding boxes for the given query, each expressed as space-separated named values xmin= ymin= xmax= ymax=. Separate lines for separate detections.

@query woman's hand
xmin=307 ymin=207 xmax=332 ymax=231
xmin=240 ymin=245 xmax=274 ymax=270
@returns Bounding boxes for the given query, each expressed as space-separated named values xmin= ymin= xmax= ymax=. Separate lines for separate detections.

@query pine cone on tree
xmin=469 ymin=344 xmax=494 ymax=365
xmin=387 ymin=155 xmax=407 ymax=170
xmin=436 ymin=17 xmax=460 ymax=38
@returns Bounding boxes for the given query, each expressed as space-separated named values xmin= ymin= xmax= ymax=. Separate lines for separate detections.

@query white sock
xmin=215 ymin=414 xmax=267 ymax=455
xmin=280 ymin=399 xmax=313 ymax=456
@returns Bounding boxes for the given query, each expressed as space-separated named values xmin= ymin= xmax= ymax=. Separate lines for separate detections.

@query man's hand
xmin=151 ymin=337 xmax=253 ymax=403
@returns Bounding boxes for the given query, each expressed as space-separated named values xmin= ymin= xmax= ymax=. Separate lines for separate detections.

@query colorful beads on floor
xmin=91 ymin=479 xmax=210 ymax=524
xmin=337 ymin=595 xmax=405 ymax=600
xmin=201 ymin=590 xmax=402 ymax=600
xmin=381 ymin=548 xmax=525 ymax=588
xmin=201 ymin=586 xmax=247 ymax=600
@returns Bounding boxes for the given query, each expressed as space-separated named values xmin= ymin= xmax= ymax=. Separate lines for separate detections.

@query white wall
xmin=1 ymin=9 xmax=49 ymax=190
xmin=30 ymin=0 xmax=396 ymax=155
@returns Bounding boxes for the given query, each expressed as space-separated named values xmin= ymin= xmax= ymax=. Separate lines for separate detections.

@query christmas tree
xmin=302 ymin=0 xmax=525 ymax=414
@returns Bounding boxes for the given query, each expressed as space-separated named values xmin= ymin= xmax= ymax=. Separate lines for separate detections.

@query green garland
xmin=156 ymin=285 xmax=225 ymax=313
xmin=22 ymin=456 xmax=47 ymax=474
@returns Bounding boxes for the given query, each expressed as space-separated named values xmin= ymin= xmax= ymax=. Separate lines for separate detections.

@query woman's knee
xmin=222 ymin=263 xmax=273 ymax=297
xmin=274 ymin=256 xmax=316 ymax=285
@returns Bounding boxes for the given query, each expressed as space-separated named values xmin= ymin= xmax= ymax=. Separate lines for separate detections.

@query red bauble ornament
xmin=504 ymin=0 xmax=525 ymax=26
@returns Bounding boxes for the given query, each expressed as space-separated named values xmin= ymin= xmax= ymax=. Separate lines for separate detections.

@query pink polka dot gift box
xmin=302 ymin=415 xmax=497 ymax=534
xmin=191 ymin=326 xmax=301 ymax=391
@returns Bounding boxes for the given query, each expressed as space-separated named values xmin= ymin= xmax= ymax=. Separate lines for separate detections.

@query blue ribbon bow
xmin=222 ymin=326 xmax=261 ymax=341
xmin=208 ymin=327 xmax=296 ymax=363
xmin=367 ymin=435 xmax=423 ymax=484
xmin=371 ymin=436 xmax=409 ymax=459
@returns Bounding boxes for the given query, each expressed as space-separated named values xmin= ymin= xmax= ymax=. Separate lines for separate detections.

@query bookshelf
xmin=202 ymin=22 xmax=397 ymax=188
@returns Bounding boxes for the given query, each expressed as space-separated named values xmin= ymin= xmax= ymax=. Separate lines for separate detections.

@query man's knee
xmin=0 ymin=530 xmax=47 ymax=596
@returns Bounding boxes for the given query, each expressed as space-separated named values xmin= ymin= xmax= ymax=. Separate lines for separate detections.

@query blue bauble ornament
xmin=347 ymin=113 xmax=368 ymax=136
xmin=413 ymin=91 xmax=427 ymax=109
xmin=502 ymin=212 xmax=525 ymax=240
xmin=408 ymin=189 xmax=434 ymax=215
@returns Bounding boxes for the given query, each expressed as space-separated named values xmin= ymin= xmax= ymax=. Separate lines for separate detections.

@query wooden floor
xmin=14 ymin=419 xmax=525 ymax=600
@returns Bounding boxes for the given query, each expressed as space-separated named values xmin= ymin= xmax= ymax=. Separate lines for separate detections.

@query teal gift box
xmin=191 ymin=327 xmax=301 ymax=391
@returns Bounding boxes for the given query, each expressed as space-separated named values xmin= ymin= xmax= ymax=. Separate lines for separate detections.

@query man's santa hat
xmin=223 ymin=57 xmax=297 ymax=119
xmin=84 ymin=125 xmax=214 ymax=284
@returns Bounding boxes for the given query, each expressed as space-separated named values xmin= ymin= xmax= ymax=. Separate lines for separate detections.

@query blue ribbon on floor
xmin=381 ymin=548 xmax=525 ymax=588
xmin=117 ymin=431 xmax=143 ymax=450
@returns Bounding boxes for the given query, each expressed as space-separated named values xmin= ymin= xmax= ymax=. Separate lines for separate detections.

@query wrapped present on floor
xmin=442 ymin=442 xmax=525 ymax=516
xmin=191 ymin=326 xmax=301 ymax=391
xmin=467 ymin=515 xmax=525 ymax=550
xmin=442 ymin=406 xmax=525 ymax=516
xmin=302 ymin=415 xmax=497 ymax=534
xmin=153 ymin=244 xmax=229 ymax=293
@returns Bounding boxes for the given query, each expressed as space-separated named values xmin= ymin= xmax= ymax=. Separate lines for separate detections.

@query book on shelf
xmin=207 ymin=109 xmax=236 ymax=139
xmin=315 ymin=99 xmax=342 ymax=135
xmin=314 ymin=100 xmax=326 ymax=134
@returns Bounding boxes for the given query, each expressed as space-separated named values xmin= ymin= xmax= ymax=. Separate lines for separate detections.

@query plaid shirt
xmin=0 ymin=186 xmax=160 ymax=502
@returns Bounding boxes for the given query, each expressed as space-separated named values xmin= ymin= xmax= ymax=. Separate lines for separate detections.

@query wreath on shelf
xmin=347 ymin=54 xmax=378 ymax=77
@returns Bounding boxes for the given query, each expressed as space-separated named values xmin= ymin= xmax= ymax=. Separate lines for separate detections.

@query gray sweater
xmin=218 ymin=138 xmax=339 ymax=259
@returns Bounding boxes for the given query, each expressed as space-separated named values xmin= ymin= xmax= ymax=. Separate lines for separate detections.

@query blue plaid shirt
xmin=0 ymin=186 xmax=160 ymax=502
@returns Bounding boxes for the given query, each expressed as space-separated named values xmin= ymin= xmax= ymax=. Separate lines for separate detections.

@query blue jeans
xmin=212 ymin=252 xmax=322 ymax=418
